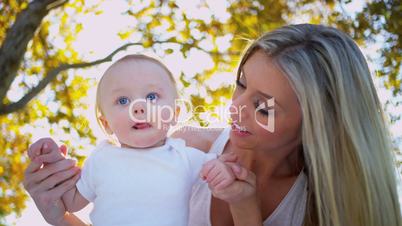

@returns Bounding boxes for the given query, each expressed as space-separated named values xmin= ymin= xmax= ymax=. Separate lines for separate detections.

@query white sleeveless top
xmin=188 ymin=128 xmax=308 ymax=226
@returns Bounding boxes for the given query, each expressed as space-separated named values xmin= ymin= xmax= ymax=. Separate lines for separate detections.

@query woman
xmin=23 ymin=24 xmax=401 ymax=226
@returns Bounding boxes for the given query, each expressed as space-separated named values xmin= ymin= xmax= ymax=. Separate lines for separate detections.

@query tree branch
xmin=0 ymin=34 xmax=238 ymax=115
xmin=0 ymin=0 xmax=67 ymax=105
xmin=152 ymin=40 xmax=241 ymax=57
xmin=0 ymin=43 xmax=140 ymax=115
xmin=47 ymin=0 xmax=69 ymax=11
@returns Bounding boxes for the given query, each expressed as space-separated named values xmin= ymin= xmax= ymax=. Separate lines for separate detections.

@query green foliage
xmin=355 ymin=0 xmax=402 ymax=96
xmin=0 ymin=0 xmax=100 ymax=222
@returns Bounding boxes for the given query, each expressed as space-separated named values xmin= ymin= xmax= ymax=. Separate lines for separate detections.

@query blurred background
xmin=0 ymin=0 xmax=401 ymax=225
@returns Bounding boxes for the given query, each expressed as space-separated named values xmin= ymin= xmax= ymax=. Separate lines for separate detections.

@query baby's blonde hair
xmin=239 ymin=24 xmax=401 ymax=226
xmin=95 ymin=54 xmax=178 ymax=136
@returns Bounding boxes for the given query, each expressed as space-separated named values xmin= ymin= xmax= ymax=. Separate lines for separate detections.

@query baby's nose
xmin=128 ymin=99 xmax=149 ymax=122
xmin=132 ymin=104 xmax=145 ymax=115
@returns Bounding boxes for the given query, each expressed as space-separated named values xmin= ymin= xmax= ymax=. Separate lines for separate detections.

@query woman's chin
xmin=229 ymin=131 xmax=255 ymax=149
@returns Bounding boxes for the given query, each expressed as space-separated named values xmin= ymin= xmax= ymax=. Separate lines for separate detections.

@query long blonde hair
xmin=239 ymin=24 xmax=401 ymax=226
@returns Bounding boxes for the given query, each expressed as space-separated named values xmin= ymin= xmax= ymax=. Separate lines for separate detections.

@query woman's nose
xmin=230 ymin=95 xmax=250 ymax=122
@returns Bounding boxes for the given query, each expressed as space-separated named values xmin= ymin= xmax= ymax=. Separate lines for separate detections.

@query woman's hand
xmin=210 ymin=162 xmax=257 ymax=204
xmin=200 ymin=158 xmax=236 ymax=190
xmin=208 ymin=153 xmax=256 ymax=204
xmin=23 ymin=139 xmax=81 ymax=225
xmin=28 ymin=137 xmax=68 ymax=164
xmin=209 ymin=154 xmax=263 ymax=226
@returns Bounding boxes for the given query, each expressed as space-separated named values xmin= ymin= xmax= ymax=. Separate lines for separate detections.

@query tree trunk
xmin=0 ymin=0 xmax=67 ymax=106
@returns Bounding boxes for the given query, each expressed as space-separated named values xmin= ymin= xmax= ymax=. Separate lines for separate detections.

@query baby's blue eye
xmin=117 ymin=97 xmax=130 ymax=105
xmin=146 ymin=92 xmax=158 ymax=102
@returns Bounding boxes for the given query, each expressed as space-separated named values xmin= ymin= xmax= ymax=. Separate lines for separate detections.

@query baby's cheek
xmin=159 ymin=107 xmax=175 ymax=123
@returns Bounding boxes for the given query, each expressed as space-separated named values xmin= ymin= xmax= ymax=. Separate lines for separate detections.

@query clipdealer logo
xmin=126 ymin=97 xmax=275 ymax=132
xmin=254 ymin=97 xmax=275 ymax=132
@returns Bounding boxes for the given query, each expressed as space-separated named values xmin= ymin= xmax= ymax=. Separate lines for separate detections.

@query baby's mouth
xmin=132 ymin=122 xmax=152 ymax=130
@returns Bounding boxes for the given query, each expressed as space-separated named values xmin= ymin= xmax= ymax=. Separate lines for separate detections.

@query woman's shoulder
xmin=171 ymin=126 xmax=224 ymax=153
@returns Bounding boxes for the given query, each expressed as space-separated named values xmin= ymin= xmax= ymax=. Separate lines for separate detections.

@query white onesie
xmin=76 ymin=138 xmax=216 ymax=226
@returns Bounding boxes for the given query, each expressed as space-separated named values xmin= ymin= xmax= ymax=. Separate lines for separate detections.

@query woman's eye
xmin=254 ymin=100 xmax=270 ymax=116
xmin=117 ymin=97 xmax=130 ymax=105
xmin=236 ymin=80 xmax=246 ymax=89
xmin=258 ymin=108 xmax=269 ymax=116
xmin=146 ymin=92 xmax=159 ymax=102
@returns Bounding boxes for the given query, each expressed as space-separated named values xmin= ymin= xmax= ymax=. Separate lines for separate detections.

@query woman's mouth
xmin=231 ymin=122 xmax=251 ymax=136
xmin=132 ymin=122 xmax=152 ymax=130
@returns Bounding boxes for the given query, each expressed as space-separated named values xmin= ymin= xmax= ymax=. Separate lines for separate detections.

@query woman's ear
xmin=99 ymin=116 xmax=113 ymax=134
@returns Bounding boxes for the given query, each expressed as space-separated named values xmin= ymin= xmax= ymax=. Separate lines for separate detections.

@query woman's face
xmin=230 ymin=50 xmax=302 ymax=156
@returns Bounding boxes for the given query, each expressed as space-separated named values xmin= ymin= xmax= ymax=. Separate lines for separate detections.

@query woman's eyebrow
xmin=241 ymin=69 xmax=283 ymax=108
xmin=257 ymin=90 xmax=283 ymax=109
xmin=258 ymin=90 xmax=273 ymax=99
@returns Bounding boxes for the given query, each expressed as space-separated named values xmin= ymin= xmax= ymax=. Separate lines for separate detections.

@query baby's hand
xmin=209 ymin=163 xmax=257 ymax=204
xmin=28 ymin=138 xmax=66 ymax=164
xmin=200 ymin=158 xmax=236 ymax=190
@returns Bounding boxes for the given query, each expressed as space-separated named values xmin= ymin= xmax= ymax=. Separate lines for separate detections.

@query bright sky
xmin=5 ymin=0 xmax=402 ymax=224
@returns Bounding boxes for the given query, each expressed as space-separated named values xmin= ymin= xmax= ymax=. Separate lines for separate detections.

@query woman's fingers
xmin=31 ymin=173 xmax=80 ymax=218
xmin=47 ymin=172 xmax=80 ymax=199
xmin=24 ymin=160 xmax=42 ymax=175
xmin=34 ymin=151 xmax=66 ymax=164
xmin=214 ymin=177 xmax=232 ymax=190
xmin=29 ymin=166 xmax=80 ymax=196
xmin=29 ymin=159 xmax=76 ymax=186
xmin=227 ymin=162 xmax=256 ymax=185
xmin=23 ymin=161 xmax=44 ymax=190
xmin=40 ymin=167 xmax=80 ymax=191
xmin=239 ymin=168 xmax=256 ymax=186
xmin=218 ymin=152 xmax=238 ymax=162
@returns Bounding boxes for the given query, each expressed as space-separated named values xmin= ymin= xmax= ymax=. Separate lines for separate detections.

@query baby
xmin=28 ymin=55 xmax=235 ymax=226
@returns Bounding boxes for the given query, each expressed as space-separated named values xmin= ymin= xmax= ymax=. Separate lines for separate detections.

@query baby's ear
xmin=99 ymin=116 xmax=113 ymax=134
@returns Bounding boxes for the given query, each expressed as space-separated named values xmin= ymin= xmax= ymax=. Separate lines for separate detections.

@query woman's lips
xmin=231 ymin=123 xmax=251 ymax=136
xmin=132 ymin=123 xmax=151 ymax=130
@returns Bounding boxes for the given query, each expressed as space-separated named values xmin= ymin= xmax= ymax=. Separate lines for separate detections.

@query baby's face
xmin=98 ymin=60 xmax=177 ymax=148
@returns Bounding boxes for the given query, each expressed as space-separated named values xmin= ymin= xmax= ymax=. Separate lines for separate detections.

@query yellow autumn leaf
xmin=118 ymin=30 xmax=132 ymax=40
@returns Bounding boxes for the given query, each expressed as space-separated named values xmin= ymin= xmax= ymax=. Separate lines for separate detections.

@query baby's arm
xmin=37 ymin=148 xmax=89 ymax=212
xmin=200 ymin=154 xmax=236 ymax=190
xmin=62 ymin=187 xmax=89 ymax=212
